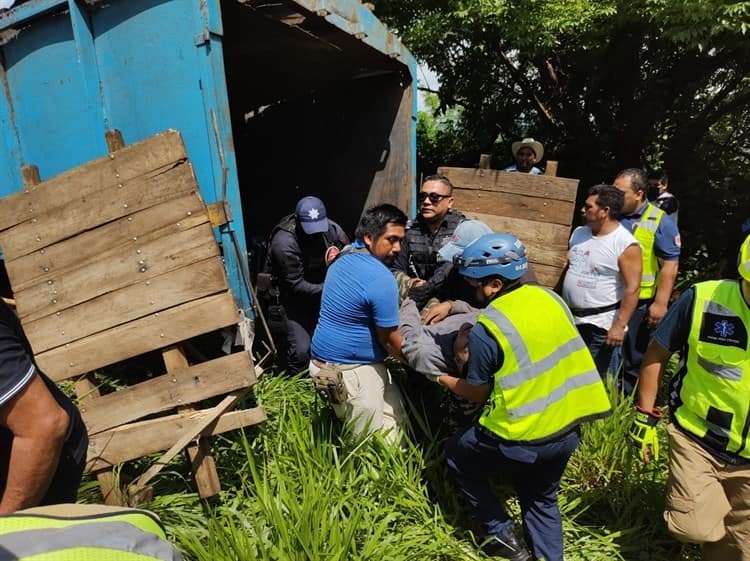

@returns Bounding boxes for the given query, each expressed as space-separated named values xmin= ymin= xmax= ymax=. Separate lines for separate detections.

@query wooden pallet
xmin=438 ymin=166 xmax=579 ymax=288
xmin=0 ymin=129 xmax=265 ymax=504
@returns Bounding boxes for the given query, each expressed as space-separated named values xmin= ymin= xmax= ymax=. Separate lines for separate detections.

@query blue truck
xmin=0 ymin=0 xmax=417 ymax=313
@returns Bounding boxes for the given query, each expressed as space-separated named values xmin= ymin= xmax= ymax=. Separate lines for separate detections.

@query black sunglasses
xmin=417 ymin=191 xmax=450 ymax=203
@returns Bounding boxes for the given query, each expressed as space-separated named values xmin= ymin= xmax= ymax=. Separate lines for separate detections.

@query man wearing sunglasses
xmin=392 ymin=174 xmax=465 ymax=308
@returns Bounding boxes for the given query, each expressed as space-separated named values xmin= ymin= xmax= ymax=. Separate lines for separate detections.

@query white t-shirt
xmin=562 ymin=224 xmax=639 ymax=330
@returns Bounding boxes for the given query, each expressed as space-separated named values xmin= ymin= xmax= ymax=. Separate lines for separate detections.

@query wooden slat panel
xmin=81 ymin=352 xmax=255 ymax=435
xmin=86 ymin=407 xmax=267 ymax=472
xmin=0 ymin=163 xmax=197 ymax=260
xmin=466 ymin=211 xmax=571 ymax=248
xmin=529 ymin=262 xmax=564 ymax=289
xmin=0 ymin=130 xmax=187 ymax=232
xmin=439 ymin=166 xmax=579 ymax=202
xmin=16 ymin=223 xmax=218 ymax=321
xmin=6 ymin=193 xmax=206 ymax=291
xmin=37 ymin=291 xmax=239 ymax=381
xmin=453 ymin=189 xmax=575 ymax=226
xmin=25 ymin=258 xmax=228 ymax=353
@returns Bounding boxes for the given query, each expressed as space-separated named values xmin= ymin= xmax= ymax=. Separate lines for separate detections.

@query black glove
xmin=408 ymin=282 xmax=436 ymax=308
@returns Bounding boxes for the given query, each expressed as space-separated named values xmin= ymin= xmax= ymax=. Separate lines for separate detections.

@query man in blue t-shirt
xmin=310 ymin=204 xmax=408 ymax=442
xmin=614 ymin=168 xmax=681 ymax=393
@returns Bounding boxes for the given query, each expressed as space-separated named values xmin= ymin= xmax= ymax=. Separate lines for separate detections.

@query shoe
xmin=480 ymin=533 xmax=531 ymax=561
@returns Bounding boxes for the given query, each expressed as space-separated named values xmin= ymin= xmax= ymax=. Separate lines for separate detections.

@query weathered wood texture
xmin=0 ymin=130 xmax=265 ymax=502
xmin=439 ymin=166 xmax=579 ymax=288
xmin=87 ymin=407 xmax=267 ymax=472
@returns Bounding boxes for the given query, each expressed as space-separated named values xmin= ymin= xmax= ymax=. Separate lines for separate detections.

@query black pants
xmin=284 ymin=310 xmax=317 ymax=375
xmin=621 ymin=299 xmax=654 ymax=394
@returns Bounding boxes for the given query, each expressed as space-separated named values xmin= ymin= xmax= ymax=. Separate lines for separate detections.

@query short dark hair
xmin=355 ymin=204 xmax=408 ymax=241
xmin=615 ymin=168 xmax=648 ymax=196
xmin=647 ymin=169 xmax=668 ymax=185
xmin=588 ymin=184 xmax=624 ymax=219
xmin=422 ymin=173 xmax=453 ymax=195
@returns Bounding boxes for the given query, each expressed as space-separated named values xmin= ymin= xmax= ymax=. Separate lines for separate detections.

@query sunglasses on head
xmin=417 ymin=191 xmax=450 ymax=203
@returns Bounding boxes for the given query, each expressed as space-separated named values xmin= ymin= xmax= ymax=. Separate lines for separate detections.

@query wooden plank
xmin=129 ymin=391 xmax=246 ymax=497
xmin=439 ymin=166 xmax=578 ymax=202
xmin=453 ymin=189 xmax=575 ymax=226
xmin=529 ymin=262 xmax=564 ymax=289
xmin=6 ymin=193 xmax=207 ymax=292
xmin=24 ymin=257 xmax=228 ymax=353
xmin=545 ymin=161 xmax=559 ymax=177
xmin=80 ymin=351 xmax=255 ymax=435
xmin=86 ymin=407 xmax=267 ymax=472
xmin=466 ymin=211 xmax=571 ymax=247
xmin=0 ymin=130 xmax=187 ymax=232
xmin=15 ymin=223 xmax=219 ymax=322
xmin=162 ymin=346 xmax=221 ymax=498
xmin=36 ymin=291 xmax=240 ymax=381
xmin=0 ymin=162 xmax=198 ymax=260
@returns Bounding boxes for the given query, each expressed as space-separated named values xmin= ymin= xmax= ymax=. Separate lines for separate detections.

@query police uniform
xmin=445 ymin=284 xmax=611 ymax=561
xmin=618 ymin=202 xmax=680 ymax=392
xmin=391 ymin=211 xmax=464 ymax=288
xmin=650 ymin=280 xmax=750 ymax=561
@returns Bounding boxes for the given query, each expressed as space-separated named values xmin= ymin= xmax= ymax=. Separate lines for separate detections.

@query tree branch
xmin=497 ymin=49 xmax=558 ymax=127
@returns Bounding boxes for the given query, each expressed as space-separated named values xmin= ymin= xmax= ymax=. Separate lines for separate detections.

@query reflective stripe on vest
xmin=632 ymin=203 xmax=664 ymax=298
xmin=477 ymin=285 xmax=611 ymax=442
xmin=674 ymin=280 xmax=750 ymax=459
xmin=0 ymin=521 xmax=181 ymax=561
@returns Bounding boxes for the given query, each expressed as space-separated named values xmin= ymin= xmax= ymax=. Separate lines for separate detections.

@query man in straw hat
xmin=505 ymin=138 xmax=544 ymax=175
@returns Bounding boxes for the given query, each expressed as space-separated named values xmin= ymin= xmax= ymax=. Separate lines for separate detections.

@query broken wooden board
xmin=87 ymin=406 xmax=267 ymax=472
xmin=439 ymin=166 xmax=580 ymax=288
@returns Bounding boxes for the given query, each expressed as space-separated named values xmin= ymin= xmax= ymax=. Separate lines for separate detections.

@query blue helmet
xmin=457 ymin=233 xmax=528 ymax=280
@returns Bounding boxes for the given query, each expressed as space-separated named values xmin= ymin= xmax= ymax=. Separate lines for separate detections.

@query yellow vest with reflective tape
xmin=674 ymin=280 xmax=750 ymax=459
xmin=0 ymin=505 xmax=181 ymax=561
xmin=477 ymin=285 xmax=612 ymax=443
xmin=632 ymin=203 xmax=665 ymax=299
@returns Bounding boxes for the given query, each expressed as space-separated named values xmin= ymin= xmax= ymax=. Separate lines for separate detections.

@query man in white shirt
xmin=562 ymin=184 xmax=642 ymax=375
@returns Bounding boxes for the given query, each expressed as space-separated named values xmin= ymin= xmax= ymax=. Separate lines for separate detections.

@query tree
xmin=376 ymin=0 xmax=750 ymax=276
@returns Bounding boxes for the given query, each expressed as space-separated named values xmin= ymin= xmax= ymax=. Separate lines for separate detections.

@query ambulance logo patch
xmin=714 ymin=320 xmax=735 ymax=338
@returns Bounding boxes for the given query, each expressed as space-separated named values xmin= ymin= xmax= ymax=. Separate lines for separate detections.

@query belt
xmin=570 ymin=301 xmax=620 ymax=318
xmin=312 ymin=359 xmax=362 ymax=371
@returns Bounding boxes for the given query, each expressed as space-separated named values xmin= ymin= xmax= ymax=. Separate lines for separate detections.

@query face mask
xmin=647 ymin=185 xmax=661 ymax=201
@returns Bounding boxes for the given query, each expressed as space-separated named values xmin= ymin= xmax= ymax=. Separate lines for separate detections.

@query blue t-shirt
xmin=466 ymin=322 xmax=504 ymax=386
xmin=619 ymin=203 xmax=681 ymax=261
xmin=311 ymin=247 xmax=399 ymax=364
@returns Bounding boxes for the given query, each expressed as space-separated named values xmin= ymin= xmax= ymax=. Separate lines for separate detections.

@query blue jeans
xmin=576 ymin=323 xmax=613 ymax=377
xmin=445 ymin=424 xmax=580 ymax=561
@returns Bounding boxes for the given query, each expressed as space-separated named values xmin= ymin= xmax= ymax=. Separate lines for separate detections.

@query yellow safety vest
xmin=674 ymin=280 xmax=750 ymax=459
xmin=477 ymin=285 xmax=612 ymax=443
xmin=632 ymin=203 xmax=665 ymax=299
xmin=0 ymin=504 xmax=182 ymax=561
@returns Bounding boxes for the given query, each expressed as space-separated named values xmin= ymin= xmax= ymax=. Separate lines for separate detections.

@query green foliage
xmin=118 ymin=374 xmax=700 ymax=560
xmin=378 ymin=0 xmax=750 ymax=277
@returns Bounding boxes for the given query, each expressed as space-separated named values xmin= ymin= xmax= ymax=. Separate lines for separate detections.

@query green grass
xmin=82 ymin=373 xmax=700 ymax=561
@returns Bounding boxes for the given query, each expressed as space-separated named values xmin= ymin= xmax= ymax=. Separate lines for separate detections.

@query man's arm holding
xmin=437 ymin=375 xmax=492 ymax=403
xmin=637 ymin=341 xmax=672 ymax=412
xmin=271 ymin=233 xmax=322 ymax=299
xmin=0 ymin=373 xmax=69 ymax=513
xmin=376 ymin=326 xmax=406 ymax=363
xmin=608 ymin=244 xmax=642 ymax=346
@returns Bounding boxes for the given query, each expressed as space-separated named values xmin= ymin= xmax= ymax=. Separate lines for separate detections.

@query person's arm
xmin=436 ymin=375 xmax=491 ymax=403
xmin=376 ymin=326 xmax=405 ymax=363
xmin=648 ymin=259 xmax=678 ymax=328
xmin=637 ymin=341 xmax=672 ymax=413
xmin=607 ymin=244 xmax=642 ymax=346
xmin=0 ymin=373 xmax=69 ymax=513
xmin=271 ymin=233 xmax=323 ymax=299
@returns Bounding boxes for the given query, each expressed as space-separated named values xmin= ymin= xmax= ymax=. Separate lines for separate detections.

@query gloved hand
xmin=628 ymin=406 xmax=662 ymax=462
xmin=408 ymin=281 xmax=436 ymax=308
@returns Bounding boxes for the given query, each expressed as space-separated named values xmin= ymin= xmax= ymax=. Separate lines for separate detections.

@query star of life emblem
xmin=308 ymin=208 xmax=320 ymax=220
xmin=714 ymin=320 xmax=735 ymax=338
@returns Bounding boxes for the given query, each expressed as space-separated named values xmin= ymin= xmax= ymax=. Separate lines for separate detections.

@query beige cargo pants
xmin=309 ymin=360 xmax=407 ymax=444
xmin=664 ymin=423 xmax=750 ymax=561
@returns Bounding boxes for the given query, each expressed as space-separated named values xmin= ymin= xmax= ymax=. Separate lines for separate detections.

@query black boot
xmin=481 ymin=532 xmax=531 ymax=561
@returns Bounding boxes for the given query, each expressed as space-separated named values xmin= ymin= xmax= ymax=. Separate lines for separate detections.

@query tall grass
xmin=103 ymin=373 xmax=699 ymax=561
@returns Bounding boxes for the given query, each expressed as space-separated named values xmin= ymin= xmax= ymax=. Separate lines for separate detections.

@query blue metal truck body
xmin=0 ymin=0 xmax=417 ymax=313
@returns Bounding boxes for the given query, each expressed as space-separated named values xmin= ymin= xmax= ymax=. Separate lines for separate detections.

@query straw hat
xmin=511 ymin=138 xmax=544 ymax=160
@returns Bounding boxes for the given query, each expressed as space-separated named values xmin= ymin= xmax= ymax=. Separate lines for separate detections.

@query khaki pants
xmin=309 ymin=360 xmax=407 ymax=444
xmin=665 ymin=423 xmax=750 ymax=561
